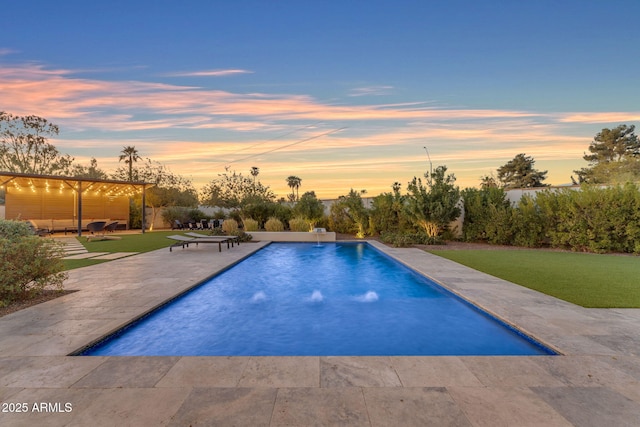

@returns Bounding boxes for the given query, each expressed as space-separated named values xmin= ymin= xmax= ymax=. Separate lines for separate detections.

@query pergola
xmin=0 ymin=171 xmax=152 ymax=236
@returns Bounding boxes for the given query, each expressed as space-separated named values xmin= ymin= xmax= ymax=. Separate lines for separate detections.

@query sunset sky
xmin=2 ymin=1 xmax=639 ymax=198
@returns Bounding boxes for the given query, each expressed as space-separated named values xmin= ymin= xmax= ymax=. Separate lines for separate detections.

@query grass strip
xmin=428 ymin=249 xmax=640 ymax=308
xmin=63 ymin=231 xmax=182 ymax=270
xmin=77 ymin=230 xmax=178 ymax=253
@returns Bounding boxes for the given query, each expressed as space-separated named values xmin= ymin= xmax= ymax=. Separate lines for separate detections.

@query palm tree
xmin=119 ymin=146 xmax=142 ymax=181
xmin=250 ymin=166 xmax=260 ymax=188
xmin=286 ymin=176 xmax=302 ymax=201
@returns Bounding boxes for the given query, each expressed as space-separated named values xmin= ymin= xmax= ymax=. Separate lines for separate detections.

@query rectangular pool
xmin=80 ymin=243 xmax=555 ymax=356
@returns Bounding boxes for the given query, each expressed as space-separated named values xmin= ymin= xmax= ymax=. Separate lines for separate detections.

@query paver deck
xmin=1 ymin=240 xmax=639 ymax=426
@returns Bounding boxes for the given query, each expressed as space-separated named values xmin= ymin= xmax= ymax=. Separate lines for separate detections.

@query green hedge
xmin=537 ymin=184 xmax=640 ymax=253
xmin=462 ymin=184 xmax=640 ymax=254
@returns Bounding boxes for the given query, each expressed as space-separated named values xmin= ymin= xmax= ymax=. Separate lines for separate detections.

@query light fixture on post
xmin=423 ymin=146 xmax=433 ymax=186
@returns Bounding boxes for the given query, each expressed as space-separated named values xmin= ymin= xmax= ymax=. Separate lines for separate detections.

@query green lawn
xmin=428 ymin=249 xmax=640 ymax=308
xmin=62 ymin=231 xmax=180 ymax=270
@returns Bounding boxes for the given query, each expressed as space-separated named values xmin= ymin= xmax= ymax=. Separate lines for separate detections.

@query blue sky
xmin=2 ymin=0 xmax=639 ymax=197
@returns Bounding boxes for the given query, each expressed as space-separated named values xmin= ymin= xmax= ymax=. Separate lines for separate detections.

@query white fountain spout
xmin=312 ymin=228 xmax=326 ymax=246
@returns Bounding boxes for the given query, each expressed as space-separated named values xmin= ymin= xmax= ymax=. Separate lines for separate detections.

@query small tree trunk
xmin=421 ymin=221 xmax=440 ymax=238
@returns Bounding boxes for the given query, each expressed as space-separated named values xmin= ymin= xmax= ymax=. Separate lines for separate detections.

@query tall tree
xmin=286 ymin=175 xmax=302 ymax=201
xmin=71 ymin=157 xmax=108 ymax=179
xmin=573 ymin=124 xmax=640 ymax=183
xmin=479 ymin=173 xmax=499 ymax=189
xmin=118 ymin=146 xmax=142 ymax=181
xmin=0 ymin=112 xmax=73 ymax=175
xmin=126 ymin=159 xmax=198 ymax=230
xmin=497 ymin=153 xmax=548 ymax=189
xmin=201 ymin=167 xmax=275 ymax=209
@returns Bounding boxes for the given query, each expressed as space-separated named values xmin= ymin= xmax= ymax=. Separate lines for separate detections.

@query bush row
xmin=462 ymin=184 xmax=640 ymax=254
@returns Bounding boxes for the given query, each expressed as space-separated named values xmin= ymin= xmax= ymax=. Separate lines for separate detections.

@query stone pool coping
xmin=1 ymin=240 xmax=639 ymax=425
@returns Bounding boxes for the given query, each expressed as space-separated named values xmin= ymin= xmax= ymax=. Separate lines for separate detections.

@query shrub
xmin=461 ymin=187 xmax=510 ymax=242
xmin=231 ymin=230 xmax=253 ymax=242
xmin=0 ymin=220 xmax=33 ymax=240
xmin=222 ymin=218 xmax=238 ymax=234
xmin=511 ymin=195 xmax=547 ymax=247
xmin=241 ymin=198 xmax=276 ymax=228
xmin=209 ymin=227 xmax=226 ymax=236
xmin=264 ymin=217 xmax=284 ymax=231
xmin=380 ymin=231 xmax=440 ymax=247
xmin=483 ymin=203 xmax=514 ymax=245
xmin=160 ymin=206 xmax=209 ymax=227
xmin=161 ymin=206 xmax=191 ymax=227
xmin=464 ymin=184 xmax=640 ymax=254
xmin=289 ymin=217 xmax=310 ymax=232
xmin=228 ymin=210 xmax=242 ymax=224
xmin=212 ymin=209 xmax=227 ymax=219
xmin=129 ymin=199 xmax=143 ymax=229
xmin=0 ymin=220 xmax=67 ymax=307
xmin=242 ymin=218 xmax=259 ymax=231
xmin=546 ymin=184 xmax=640 ymax=254
xmin=405 ymin=166 xmax=460 ymax=239
xmin=369 ymin=192 xmax=408 ymax=235
xmin=293 ymin=191 xmax=325 ymax=227
xmin=271 ymin=203 xmax=293 ymax=227
xmin=328 ymin=189 xmax=370 ymax=236
xmin=187 ymin=208 xmax=208 ymax=221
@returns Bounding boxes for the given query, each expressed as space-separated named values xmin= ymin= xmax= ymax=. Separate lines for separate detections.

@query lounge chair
xmin=104 ymin=221 xmax=119 ymax=233
xmin=27 ymin=220 xmax=51 ymax=236
xmin=87 ymin=221 xmax=107 ymax=235
xmin=184 ymin=232 xmax=240 ymax=248
xmin=172 ymin=220 xmax=184 ymax=230
xmin=166 ymin=234 xmax=233 ymax=252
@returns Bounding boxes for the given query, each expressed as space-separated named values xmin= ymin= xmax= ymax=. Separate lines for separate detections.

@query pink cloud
xmin=0 ymin=63 xmax=541 ymax=132
xmin=558 ymin=112 xmax=640 ymax=123
xmin=1 ymin=62 xmax=621 ymax=196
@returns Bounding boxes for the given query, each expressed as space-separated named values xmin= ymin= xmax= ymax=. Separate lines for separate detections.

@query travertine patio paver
xmin=0 ymin=239 xmax=639 ymax=425
xmin=63 ymin=252 xmax=109 ymax=260
xmin=88 ymin=252 xmax=138 ymax=260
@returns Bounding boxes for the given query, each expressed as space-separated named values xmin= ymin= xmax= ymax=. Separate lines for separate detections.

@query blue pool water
xmin=82 ymin=243 xmax=554 ymax=356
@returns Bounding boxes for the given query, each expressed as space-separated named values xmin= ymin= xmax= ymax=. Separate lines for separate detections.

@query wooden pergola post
xmin=141 ymin=184 xmax=146 ymax=234
xmin=76 ymin=181 xmax=83 ymax=237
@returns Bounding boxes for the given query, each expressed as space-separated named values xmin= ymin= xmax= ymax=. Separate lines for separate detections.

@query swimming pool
xmin=81 ymin=242 xmax=555 ymax=356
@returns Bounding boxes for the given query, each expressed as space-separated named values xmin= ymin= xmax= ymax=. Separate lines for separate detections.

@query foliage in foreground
xmin=0 ymin=220 xmax=67 ymax=306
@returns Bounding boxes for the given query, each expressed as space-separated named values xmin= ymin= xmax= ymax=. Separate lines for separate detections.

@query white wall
xmin=505 ymin=185 xmax=581 ymax=204
xmin=249 ymin=231 xmax=336 ymax=242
